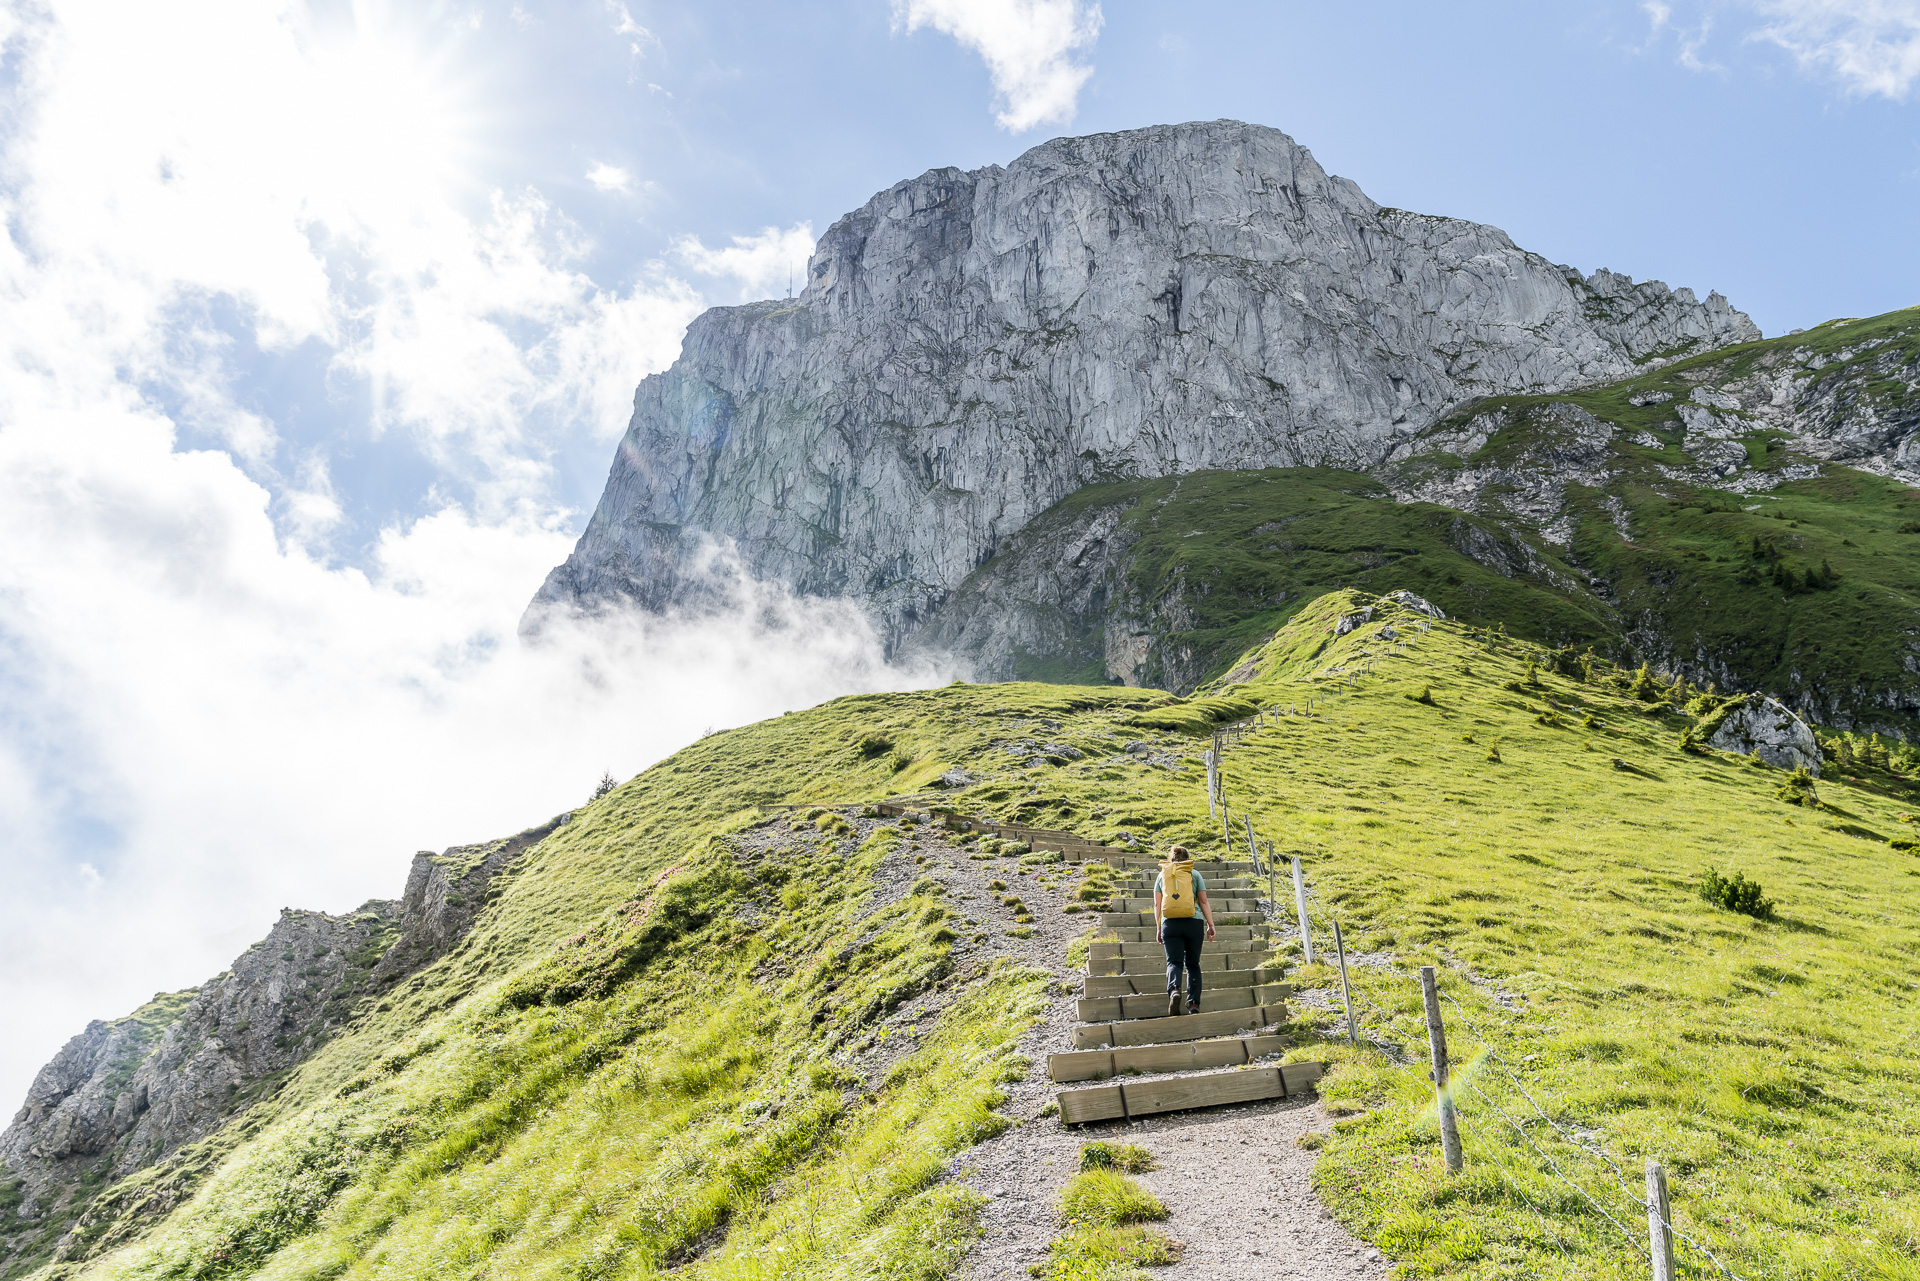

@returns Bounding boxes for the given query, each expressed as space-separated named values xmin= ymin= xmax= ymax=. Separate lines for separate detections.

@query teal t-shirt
xmin=1153 ymin=870 xmax=1207 ymax=894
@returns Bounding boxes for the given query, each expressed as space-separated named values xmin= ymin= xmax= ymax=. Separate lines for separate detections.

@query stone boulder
xmin=1706 ymin=695 xmax=1821 ymax=775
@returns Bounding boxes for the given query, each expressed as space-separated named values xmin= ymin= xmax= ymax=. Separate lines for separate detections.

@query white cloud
xmin=609 ymin=1 xmax=651 ymax=40
xmin=672 ymin=223 xmax=818 ymax=303
xmin=1639 ymin=0 xmax=1724 ymax=70
xmin=0 ymin=1 xmax=946 ymax=1115
xmin=892 ymin=0 xmax=1104 ymax=131
xmin=1752 ymin=0 xmax=1920 ymax=97
xmin=587 ymin=161 xmax=634 ymax=192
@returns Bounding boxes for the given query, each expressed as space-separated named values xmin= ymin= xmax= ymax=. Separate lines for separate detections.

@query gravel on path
xmin=869 ymin=815 xmax=1390 ymax=1281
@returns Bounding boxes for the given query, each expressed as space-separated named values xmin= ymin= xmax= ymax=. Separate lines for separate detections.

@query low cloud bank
xmin=0 ymin=499 xmax=949 ymax=1110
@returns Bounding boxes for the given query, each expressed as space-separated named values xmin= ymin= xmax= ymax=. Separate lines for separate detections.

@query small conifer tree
xmin=1630 ymin=663 xmax=1659 ymax=701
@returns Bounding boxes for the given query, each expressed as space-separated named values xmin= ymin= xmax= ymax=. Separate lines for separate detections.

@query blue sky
xmin=0 ymin=0 xmax=1914 ymax=1107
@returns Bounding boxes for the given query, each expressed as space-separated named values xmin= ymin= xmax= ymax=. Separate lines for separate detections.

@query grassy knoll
xmin=28 ymin=589 xmax=1920 ymax=1281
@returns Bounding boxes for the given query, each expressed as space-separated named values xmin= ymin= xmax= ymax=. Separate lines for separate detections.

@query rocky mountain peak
xmin=527 ymin=119 xmax=1758 ymax=648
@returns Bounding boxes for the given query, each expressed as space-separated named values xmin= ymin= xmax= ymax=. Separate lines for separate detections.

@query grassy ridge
xmin=1212 ymin=593 xmax=1920 ymax=1278
xmin=993 ymin=467 xmax=1606 ymax=691
xmin=35 ymin=590 xmax=1920 ymax=1280
xmin=971 ymin=306 xmax=1920 ymax=734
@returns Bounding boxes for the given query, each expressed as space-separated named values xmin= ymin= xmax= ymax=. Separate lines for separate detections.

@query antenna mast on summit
xmin=787 ymin=265 xmax=793 ymax=299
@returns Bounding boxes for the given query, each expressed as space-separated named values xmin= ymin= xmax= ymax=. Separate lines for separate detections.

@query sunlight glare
xmin=292 ymin=6 xmax=478 ymax=233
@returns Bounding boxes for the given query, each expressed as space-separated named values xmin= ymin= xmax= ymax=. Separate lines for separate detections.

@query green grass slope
xmin=21 ymin=590 xmax=1920 ymax=1281
xmin=950 ymin=306 xmax=1920 ymax=734
xmin=1393 ymin=304 xmax=1920 ymax=733
xmin=989 ymin=466 xmax=1607 ymax=690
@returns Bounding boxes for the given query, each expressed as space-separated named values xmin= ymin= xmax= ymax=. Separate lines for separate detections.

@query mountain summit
xmin=526 ymin=120 xmax=1756 ymax=646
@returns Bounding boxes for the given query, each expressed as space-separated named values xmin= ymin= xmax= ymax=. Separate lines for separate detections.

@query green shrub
xmin=1405 ymin=685 xmax=1435 ymax=705
xmin=1701 ymin=868 xmax=1776 ymax=920
xmin=1060 ymin=1169 xmax=1168 ymax=1226
xmin=1775 ymin=767 xmax=1819 ymax=806
xmin=1485 ymin=738 xmax=1502 ymax=764
xmin=855 ymin=732 xmax=894 ymax=758
xmin=1079 ymin=1141 xmax=1157 ymax=1173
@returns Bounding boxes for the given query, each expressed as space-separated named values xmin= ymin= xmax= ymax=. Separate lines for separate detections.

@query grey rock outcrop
xmin=0 ymin=901 xmax=400 ymax=1254
xmin=369 ymin=816 xmax=569 ymax=987
xmin=1 ymin=816 xmax=566 ymax=1271
xmin=1707 ymin=695 xmax=1822 ymax=774
xmin=527 ymin=119 xmax=1757 ymax=644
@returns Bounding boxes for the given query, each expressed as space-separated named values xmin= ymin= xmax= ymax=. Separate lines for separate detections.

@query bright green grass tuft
xmin=1059 ymin=1170 xmax=1168 ymax=1227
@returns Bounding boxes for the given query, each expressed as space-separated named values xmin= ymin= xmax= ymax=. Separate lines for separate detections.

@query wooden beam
xmin=1089 ymin=939 xmax=1268 ymax=961
xmin=1075 ymin=983 xmax=1292 ymax=1024
xmin=1099 ymin=925 xmax=1270 ymax=944
xmin=1082 ymin=969 xmax=1280 ymax=998
xmin=1070 ymin=999 xmax=1290 ymax=1049
xmin=1108 ymin=895 xmax=1259 ymax=913
xmin=1057 ymin=1062 xmax=1328 ymax=1124
xmin=1047 ymin=1034 xmax=1289 ymax=1082
xmin=1098 ymin=912 xmax=1262 ymax=928
xmin=1089 ymin=952 xmax=1275 ymax=977
xmin=1089 ymin=950 xmax=1273 ymax=975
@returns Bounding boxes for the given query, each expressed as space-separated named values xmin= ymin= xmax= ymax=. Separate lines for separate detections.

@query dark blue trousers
xmin=1162 ymin=917 xmax=1204 ymax=1002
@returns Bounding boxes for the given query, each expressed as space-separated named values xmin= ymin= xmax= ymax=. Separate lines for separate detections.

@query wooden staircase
xmin=1052 ymin=858 xmax=1326 ymax=1124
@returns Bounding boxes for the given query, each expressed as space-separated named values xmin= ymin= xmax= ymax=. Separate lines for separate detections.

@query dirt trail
xmin=873 ymin=816 xmax=1386 ymax=1280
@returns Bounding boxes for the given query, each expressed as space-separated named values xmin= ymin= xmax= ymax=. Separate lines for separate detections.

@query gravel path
xmin=858 ymin=815 xmax=1391 ymax=1281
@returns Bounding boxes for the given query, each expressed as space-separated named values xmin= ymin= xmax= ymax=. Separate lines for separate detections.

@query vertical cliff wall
xmin=526 ymin=119 xmax=1757 ymax=644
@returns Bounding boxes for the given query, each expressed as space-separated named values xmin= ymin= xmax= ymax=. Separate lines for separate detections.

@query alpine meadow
xmin=7 ymin=111 xmax=1920 ymax=1281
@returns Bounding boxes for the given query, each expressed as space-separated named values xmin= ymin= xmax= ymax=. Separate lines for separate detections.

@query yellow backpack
xmin=1159 ymin=859 xmax=1197 ymax=919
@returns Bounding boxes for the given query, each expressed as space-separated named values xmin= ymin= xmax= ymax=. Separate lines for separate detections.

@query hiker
xmin=1154 ymin=844 xmax=1217 ymax=1015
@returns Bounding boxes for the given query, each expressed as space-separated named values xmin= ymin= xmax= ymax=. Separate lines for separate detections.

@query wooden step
xmin=1101 ymin=925 xmax=1270 ymax=944
xmin=1099 ymin=912 xmax=1262 ymax=928
xmin=1090 ymin=939 xmax=1267 ymax=961
xmin=1047 ymin=1034 xmax=1289 ymax=1082
xmin=1095 ymin=860 xmax=1256 ymax=876
xmin=1071 ymin=999 xmax=1290 ymax=1050
xmin=1089 ymin=951 xmax=1274 ymax=978
xmin=1076 ymin=982 xmax=1292 ymax=1023
xmin=1083 ymin=969 xmax=1278 ymax=998
xmin=1057 ymin=1062 xmax=1327 ymax=1124
xmin=1109 ymin=896 xmax=1259 ymax=913
xmin=1117 ymin=875 xmax=1256 ymax=889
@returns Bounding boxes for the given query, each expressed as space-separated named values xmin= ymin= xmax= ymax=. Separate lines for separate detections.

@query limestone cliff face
xmin=527 ymin=119 xmax=1758 ymax=643
xmin=0 ymin=817 xmax=567 ymax=1270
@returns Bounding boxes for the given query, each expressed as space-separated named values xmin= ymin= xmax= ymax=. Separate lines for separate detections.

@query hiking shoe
xmin=1166 ymin=992 xmax=1182 ymax=1017
xmin=1186 ymin=997 xmax=1201 ymax=1014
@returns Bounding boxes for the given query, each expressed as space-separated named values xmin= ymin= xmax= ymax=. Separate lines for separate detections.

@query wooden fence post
xmin=1244 ymin=815 xmax=1257 ymax=866
xmin=1646 ymin=1159 xmax=1675 ymax=1281
xmin=1264 ymin=841 xmax=1277 ymax=909
xmin=1418 ymin=966 xmax=1464 ymax=1173
xmin=1291 ymin=856 xmax=1314 ymax=965
xmin=1333 ymin=920 xmax=1358 ymax=1047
